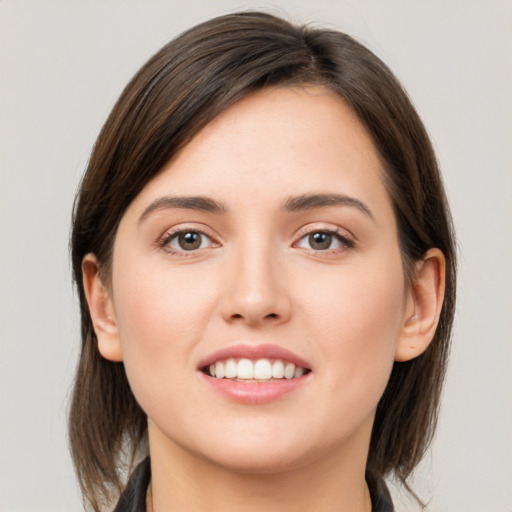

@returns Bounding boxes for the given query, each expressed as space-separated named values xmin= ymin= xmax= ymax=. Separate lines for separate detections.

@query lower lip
xmin=199 ymin=372 xmax=310 ymax=404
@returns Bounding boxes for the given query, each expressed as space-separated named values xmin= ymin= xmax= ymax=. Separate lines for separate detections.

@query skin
xmin=83 ymin=86 xmax=445 ymax=512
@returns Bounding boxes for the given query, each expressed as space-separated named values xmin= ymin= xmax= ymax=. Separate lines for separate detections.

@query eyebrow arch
xmin=282 ymin=193 xmax=374 ymax=220
xmin=138 ymin=196 xmax=227 ymax=223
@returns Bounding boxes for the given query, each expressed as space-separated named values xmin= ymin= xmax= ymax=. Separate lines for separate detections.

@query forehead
xmin=126 ymin=86 xmax=390 ymax=219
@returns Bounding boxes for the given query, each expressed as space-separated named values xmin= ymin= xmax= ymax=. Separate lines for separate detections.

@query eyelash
xmin=158 ymin=226 xmax=355 ymax=256
xmin=294 ymin=227 xmax=355 ymax=254
xmin=158 ymin=228 xmax=218 ymax=256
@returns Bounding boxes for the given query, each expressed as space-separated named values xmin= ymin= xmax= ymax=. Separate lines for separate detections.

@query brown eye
xmin=296 ymin=229 xmax=352 ymax=252
xmin=165 ymin=230 xmax=212 ymax=252
xmin=177 ymin=232 xmax=202 ymax=250
xmin=308 ymin=232 xmax=332 ymax=250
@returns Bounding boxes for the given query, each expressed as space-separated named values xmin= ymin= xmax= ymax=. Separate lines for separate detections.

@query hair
xmin=69 ymin=10 xmax=456 ymax=512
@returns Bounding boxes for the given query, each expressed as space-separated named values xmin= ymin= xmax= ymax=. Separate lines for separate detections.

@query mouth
xmin=198 ymin=344 xmax=312 ymax=403
xmin=202 ymin=357 xmax=311 ymax=382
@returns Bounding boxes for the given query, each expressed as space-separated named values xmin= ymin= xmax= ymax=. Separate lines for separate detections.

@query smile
xmin=205 ymin=357 xmax=309 ymax=381
xmin=198 ymin=344 xmax=312 ymax=404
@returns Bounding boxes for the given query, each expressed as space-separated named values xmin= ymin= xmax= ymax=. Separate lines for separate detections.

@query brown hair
xmin=70 ymin=11 xmax=456 ymax=511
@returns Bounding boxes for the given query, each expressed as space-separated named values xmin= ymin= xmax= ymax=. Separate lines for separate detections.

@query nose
xmin=220 ymin=241 xmax=292 ymax=327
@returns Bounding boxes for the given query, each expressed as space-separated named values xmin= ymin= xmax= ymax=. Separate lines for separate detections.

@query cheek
xmin=110 ymin=258 xmax=220 ymax=388
xmin=300 ymin=254 xmax=406 ymax=394
xmin=110 ymin=259 xmax=227 ymax=428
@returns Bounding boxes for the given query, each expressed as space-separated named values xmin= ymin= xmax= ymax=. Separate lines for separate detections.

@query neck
xmin=147 ymin=422 xmax=373 ymax=512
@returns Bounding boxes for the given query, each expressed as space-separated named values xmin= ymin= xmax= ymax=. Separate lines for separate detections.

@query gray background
xmin=1 ymin=1 xmax=511 ymax=511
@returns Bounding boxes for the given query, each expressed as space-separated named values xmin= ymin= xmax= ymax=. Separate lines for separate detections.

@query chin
xmin=200 ymin=444 xmax=313 ymax=475
xmin=185 ymin=423 xmax=342 ymax=476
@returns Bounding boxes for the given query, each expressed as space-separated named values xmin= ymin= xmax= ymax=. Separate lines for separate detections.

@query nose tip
xmin=220 ymin=257 xmax=292 ymax=327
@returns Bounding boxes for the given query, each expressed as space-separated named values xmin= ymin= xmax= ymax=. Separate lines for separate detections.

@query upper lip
xmin=198 ymin=343 xmax=311 ymax=370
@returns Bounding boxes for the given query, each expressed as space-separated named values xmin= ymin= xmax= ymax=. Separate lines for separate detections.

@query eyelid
xmin=294 ymin=223 xmax=355 ymax=241
xmin=292 ymin=223 xmax=356 ymax=252
xmin=158 ymin=224 xmax=221 ymax=254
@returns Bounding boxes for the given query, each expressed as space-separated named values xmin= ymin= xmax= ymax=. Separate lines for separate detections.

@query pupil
xmin=178 ymin=232 xmax=201 ymax=250
xmin=309 ymin=232 xmax=331 ymax=250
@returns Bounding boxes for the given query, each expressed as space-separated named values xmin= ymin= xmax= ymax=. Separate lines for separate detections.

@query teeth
xmin=294 ymin=366 xmax=304 ymax=378
xmin=284 ymin=362 xmax=295 ymax=379
xmin=207 ymin=358 xmax=307 ymax=380
xmin=254 ymin=359 xmax=272 ymax=379
xmin=225 ymin=358 xmax=237 ymax=378
xmin=215 ymin=361 xmax=225 ymax=379
xmin=237 ymin=358 xmax=254 ymax=379
xmin=272 ymin=360 xmax=284 ymax=378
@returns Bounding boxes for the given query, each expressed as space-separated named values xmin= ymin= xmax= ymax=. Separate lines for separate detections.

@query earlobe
xmin=395 ymin=248 xmax=446 ymax=362
xmin=82 ymin=253 xmax=123 ymax=362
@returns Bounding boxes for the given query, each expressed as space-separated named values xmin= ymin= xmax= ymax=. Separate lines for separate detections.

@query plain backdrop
xmin=1 ymin=1 xmax=511 ymax=511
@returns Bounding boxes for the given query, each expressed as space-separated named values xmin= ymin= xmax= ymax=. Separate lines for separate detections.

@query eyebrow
xmin=138 ymin=192 xmax=374 ymax=223
xmin=138 ymin=196 xmax=227 ymax=222
xmin=282 ymin=193 xmax=374 ymax=220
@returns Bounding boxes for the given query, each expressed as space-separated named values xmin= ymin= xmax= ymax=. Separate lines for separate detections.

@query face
xmin=106 ymin=86 xmax=413 ymax=473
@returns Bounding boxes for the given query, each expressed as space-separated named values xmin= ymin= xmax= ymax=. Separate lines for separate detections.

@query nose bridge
xmin=221 ymin=230 xmax=290 ymax=325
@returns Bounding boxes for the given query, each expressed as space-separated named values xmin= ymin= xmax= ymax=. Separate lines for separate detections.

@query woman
xmin=70 ymin=11 xmax=456 ymax=512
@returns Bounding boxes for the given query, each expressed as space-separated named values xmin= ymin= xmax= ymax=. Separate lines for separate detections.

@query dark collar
xmin=113 ymin=457 xmax=394 ymax=512
xmin=113 ymin=457 xmax=150 ymax=512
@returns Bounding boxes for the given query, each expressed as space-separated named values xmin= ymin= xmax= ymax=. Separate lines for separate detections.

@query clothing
xmin=113 ymin=457 xmax=394 ymax=512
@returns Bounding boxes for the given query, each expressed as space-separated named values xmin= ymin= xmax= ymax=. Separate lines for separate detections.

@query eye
xmin=163 ymin=230 xmax=214 ymax=252
xmin=295 ymin=230 xmax=353 ymax=251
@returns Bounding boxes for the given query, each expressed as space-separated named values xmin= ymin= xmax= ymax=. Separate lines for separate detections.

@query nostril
xmin=266 ymin=313 xmax=278 ymax=319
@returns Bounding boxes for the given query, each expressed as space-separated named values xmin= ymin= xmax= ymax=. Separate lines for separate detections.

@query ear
xmin=82 ymin=253 xmax=123 ymax=362
xmin=395 ymin=248 xmax=446 ymax=362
